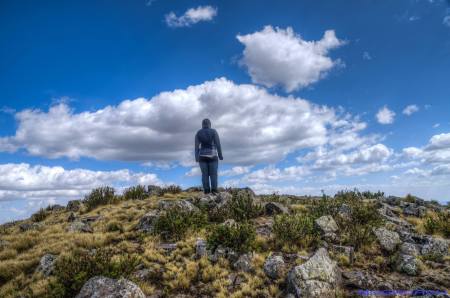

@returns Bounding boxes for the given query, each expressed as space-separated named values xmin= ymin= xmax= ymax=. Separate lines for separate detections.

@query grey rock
xmin=159 ymin=243 xmax=177 ymax=252
xmin=399 ymin=242 xmax=419 ymax=256
xmin=403 ymin=203 xmax=427 ymax=218
xmin=342 ymin=270 xmax=377 ymax=289
xmin=81 ymin=215 xmax=102 ymax=223
xmin=67 ymin=200 xmax=82 ymax=212
xmin=396 ymin=254 xmax=422 ymax=276
xmin=132 ymin=269 xmax=151 ymax=281
xmin=208 ymin=245 xmax=237 ymax=263
xmin=158 ymin=199 xmax=199 ymax=213
xmin=197 ymin=191 xmax=232 ymax=209
xmin=373 ymin=227 xmax=401 ymax=252
xmin=135 ymin=210 xmax=160 ymax=233
xmin=233 ymin=254 xmax=253 ymax=272
xmin=195 ymin=238 xmax=207 ymax=258
xmin=19 ymin=222 xmax=42 ymax=232
xmin=421 ymin=237 xmax=449 ymax=259
xmin=287 ymin=248 xmax=341 ymax=298
xmin=337 ymin=204 xmax=352 ymax=219
xmin=263 ymin=254 xmax=285 ymax=279
xmin=75 ymin=276 xmax=145 ymax=298
xmin=36 ymin=253 xmax=56 ymax=276
xmin=264 ymin=202 xmax=289 ymax=215
xmin=314 ymin=215 xmax=338 ymax=234
xmin=67 ymin=221 xmax=93 ymax=233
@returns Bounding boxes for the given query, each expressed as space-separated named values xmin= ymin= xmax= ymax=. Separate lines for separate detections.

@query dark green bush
xmin=31 ymin=208 xmax=48 ymax=222
xmin=207 ymin=222 xmax=256 ymax=254
xmin=105 ymin=221 xmax=124 ymax=233
xmin=83 ymin=186 xmax=117 ymax=211
xmin=123 ymin=185 xmax=147 ymax=200
xmin=153 ymin=207 xmax=208 ymax=241
xmin=273 ymin=213 xmax=319 ymax=248
xmin=47 ymin=248 xmax=139 ymax=298
xmin=226 ymin=190 xmax=263 ymax=222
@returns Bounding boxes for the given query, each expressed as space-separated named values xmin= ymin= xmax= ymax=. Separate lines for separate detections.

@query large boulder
xmin=287 ymin=248 xmax=341 ymax=297
xmin=75 ymin=276 xmax=145 ymax=298
xmin=421 ymin=237 xmax=449 ymax=259
xmin=196 ymin=192 xmax=232 ymax=209
xmin=67 ymin=221 xmax=93 ymax=233
xmin=136 ymin=210 xmax=160 ymax=233
xmin=263 ymin=254 xmax=285 ymax=279
xmin=36 ymin=253 xmax=56 ymax=276
xmin=314 ymin=216 xmax=338 ymax=234
xmin=402 ymin=203 xmax=427 ymax=218
xmin=158 ymin=199 xmax=199 ymax=213
xmin=373 ymin=227 xmax=401 ymax=252
xmin=264 ymin=202 xmax=289 ymax=216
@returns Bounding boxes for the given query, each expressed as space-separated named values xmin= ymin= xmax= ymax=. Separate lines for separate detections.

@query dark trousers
xmin=199 ymin=158 xmax=218 ymax=193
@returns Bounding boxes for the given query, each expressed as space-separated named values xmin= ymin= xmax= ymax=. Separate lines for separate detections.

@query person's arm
xmin=195 ymin=133 xmax=200 ymax=162
xmin=214 ymin=130 xmax=223 ymax=160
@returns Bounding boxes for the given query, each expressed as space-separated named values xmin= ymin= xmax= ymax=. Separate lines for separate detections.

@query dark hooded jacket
xmin=195 ymin=119 xmax=223 ymax=162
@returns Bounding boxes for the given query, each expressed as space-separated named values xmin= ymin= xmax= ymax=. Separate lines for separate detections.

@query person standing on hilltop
xmin=195 ymin=118 xmax=223 ymax=194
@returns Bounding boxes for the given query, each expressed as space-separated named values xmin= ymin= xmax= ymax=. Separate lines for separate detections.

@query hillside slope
xmin=0 ymin=186 xmax=449 ymax=297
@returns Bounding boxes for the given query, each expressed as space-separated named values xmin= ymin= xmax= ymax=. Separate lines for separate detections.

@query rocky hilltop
xmin=0 ymin=186 xmax=449 ymax=297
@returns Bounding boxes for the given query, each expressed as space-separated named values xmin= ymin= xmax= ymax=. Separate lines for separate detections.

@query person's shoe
xmin=203 ymin=190 xmax=211 ymax=194
xmin=211 ymin=189 xmax=218 ymax=194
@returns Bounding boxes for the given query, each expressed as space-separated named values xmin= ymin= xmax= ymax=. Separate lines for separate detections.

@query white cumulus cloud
xmin=376 ymin=106 xmax=395 ymax=124
xmin=236 ymin=26 xmax=344 ymax=92
xmin=402 ymin=104 xmax=419 ymax=116
xmin=0 ymin=78 xmax=368 ymax=167
xmin=0 ymin=163 xmax=162 ymax=202
xmin=165 ymin=6 xmax=217 ymax=28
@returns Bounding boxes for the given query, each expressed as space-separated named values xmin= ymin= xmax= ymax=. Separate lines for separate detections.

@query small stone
xmin=36 ymin=254 xmax=56 ymax=276
xmin=396 ymin=254 xmax=422 ymax=276
xmin=373 ymin=227 xmax=401 ymax=252
xmin=263 ymin=254 xmax=285 ymax=279
xmin=159 ymin=243 xmax=177 ymax=252
xmin=314 ymin=215 xmax=338 ymax=234
xmin=67 ymin=221 xmax=93 ymax=233
xmin=233 ymin=254 xmax=253 ymax=272
xmin=75 ymin=276 xmax=145 ymax=298
xmin=135 ymin=210 xmax=160 ymax=233
xmin=195 ymin=238 xmax=207 ymax=258
xmin=264 ymin=202 xmax=289 ymax=215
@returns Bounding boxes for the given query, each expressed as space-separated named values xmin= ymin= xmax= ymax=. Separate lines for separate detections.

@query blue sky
xmin=1 ymin=0 xmax=450 ymax=223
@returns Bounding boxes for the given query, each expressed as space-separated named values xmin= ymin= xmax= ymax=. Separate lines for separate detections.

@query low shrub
xmin=105 ymin=221 xmax=124 ymax=233
xmin=207 ymin=222 xmax=256 ymax=254
xmin=273 ymin=213 xmax=319 ymax=249
xmin=423 ymin=211 xmax=450 ymax=237
xmin=226 ymin=190 xmax=263 ymax=222
xmin=47 ymin=248 xmax=139 ymax=298
xmin=153 ymin=207 xmax=208 ymax=241
xmin=160 ymin=185 xmax=182 ymax=195
xmin=83 ymin=186 xmax=117 ymax=211
xmin=31 ymin=208 xmax=48 ymax=222
xmin=123 ymin=185 xmax=147 ymax=200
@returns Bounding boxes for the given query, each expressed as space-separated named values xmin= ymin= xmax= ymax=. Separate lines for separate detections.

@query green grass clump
xmin=123 ymin=185 xmax=147 ymax=200
xmin=273 ymin=213 xmax=319 ymax=249
xmin=83 ymin=186 xmax=117 ymax=211
xmin=105 ymin=221 xmax=124 ymax=233
xmin=207 ymin=222 xmax=256 ymax=254
xmin=31 ymin=208 xmax=48 ymax=222
xmin=153 ymin=207 xmax=208 ymax=241
xmin=226 ymin=190 xmax=263 ymax=222
xmin=47 ymin=248 xmax=139 ymax=298
xmin=423 ymin=211 xmax=450 ymax=237
xmin=160 ymin=185 xmax=182 ymax=195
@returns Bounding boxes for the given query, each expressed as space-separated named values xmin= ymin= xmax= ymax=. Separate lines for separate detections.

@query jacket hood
xmin=202 ymin=118 xmax=211 ymax=128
